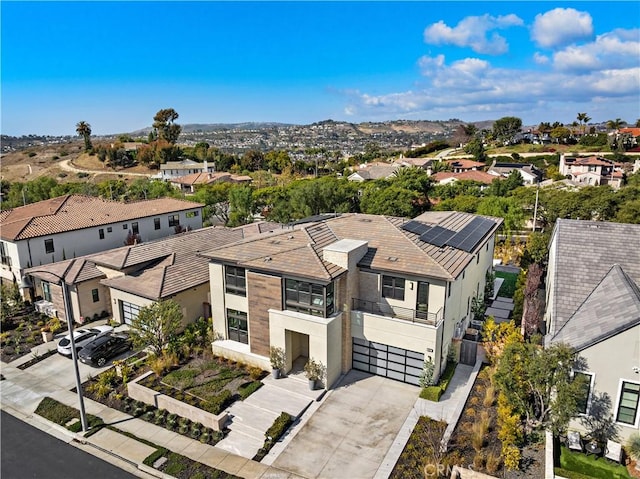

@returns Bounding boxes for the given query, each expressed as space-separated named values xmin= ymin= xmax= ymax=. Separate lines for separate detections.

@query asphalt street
xmin=0 ymin=410 xmax=137 ymax=479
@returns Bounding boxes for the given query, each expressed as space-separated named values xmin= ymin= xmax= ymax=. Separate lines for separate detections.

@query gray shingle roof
xmin=549 ymin=264 xmax=640 ymax=351
xmin=548 ymin=219 xmax=640 ymax=334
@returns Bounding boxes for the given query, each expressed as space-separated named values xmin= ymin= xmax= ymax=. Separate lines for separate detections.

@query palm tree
xmin=576 ymin=113 xmax=591 ymax=136
xmin=606 ymin=118 xmax=626 ymax=131
xmin=76 ymin=121 xmax=92 ymax=151
xmin=627 ymin=433 xmax=640 ymax=471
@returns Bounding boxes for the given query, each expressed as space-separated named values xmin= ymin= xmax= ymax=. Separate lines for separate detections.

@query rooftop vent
xmin=264 ymin=257 xmax=272 ymax=262
xmin=387 ymin=256 xmax=398 ymax=262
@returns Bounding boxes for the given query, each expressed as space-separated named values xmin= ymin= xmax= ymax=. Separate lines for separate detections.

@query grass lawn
xmin=494 ymin=271 xmax=519 ymax=298
xmin=555 ymin=445 xmax=630 ymax=479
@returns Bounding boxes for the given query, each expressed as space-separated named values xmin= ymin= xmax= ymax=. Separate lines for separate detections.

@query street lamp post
xmin=23 ymin=273 xmax=88 ymax=432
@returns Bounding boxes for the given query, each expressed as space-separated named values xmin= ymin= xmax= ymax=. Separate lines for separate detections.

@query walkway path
xmin=58 ymin=158 xmax=153 ymax=178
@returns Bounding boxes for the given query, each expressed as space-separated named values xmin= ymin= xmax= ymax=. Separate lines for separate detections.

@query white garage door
xmin=352 ymin=337 xmax=424 ymax=386
xmin=121 ymin=301 xmax=141 ymax=325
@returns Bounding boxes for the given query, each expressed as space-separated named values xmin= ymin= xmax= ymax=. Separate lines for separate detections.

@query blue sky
xmin=2 ymin=1 xmax=639 ymax=136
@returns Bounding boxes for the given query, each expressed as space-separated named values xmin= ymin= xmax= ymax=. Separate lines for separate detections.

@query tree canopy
xmin=152 ymin=108 xmax=181 ymax=144
xmin=129 ymin=300 xmax=184 ymax=356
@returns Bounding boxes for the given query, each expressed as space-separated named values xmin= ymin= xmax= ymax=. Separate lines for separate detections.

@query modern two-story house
xmin=202 ymin=212 xmax=502 ymax=389
xmin=1 ymin=194 xmax=204 ymax=296
xmin=545 ymin=219 xmax=640 ymax=441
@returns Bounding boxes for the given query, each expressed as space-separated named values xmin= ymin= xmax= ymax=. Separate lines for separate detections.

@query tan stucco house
xmin=545 ymin=219 xmax=640 ymax=441
xmin=202 ymin=212 xmax=502 ymax=389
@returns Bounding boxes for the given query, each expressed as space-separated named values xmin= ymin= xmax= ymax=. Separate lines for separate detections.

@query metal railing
xmin=351 ymin=298 xmax=442 ymax=327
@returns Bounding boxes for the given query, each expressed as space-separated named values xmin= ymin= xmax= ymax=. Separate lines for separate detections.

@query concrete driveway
xmin=272 ymin=370 xmax=418 ymax=479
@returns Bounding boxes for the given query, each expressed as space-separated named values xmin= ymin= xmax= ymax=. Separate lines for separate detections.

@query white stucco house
xmin=201 ymin=212 xmax=502 ymax=389
xmin=0 ymin=194 xmax=204 ymax=294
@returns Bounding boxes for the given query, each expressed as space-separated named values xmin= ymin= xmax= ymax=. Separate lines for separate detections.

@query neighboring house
xmin=445 ymin=159 xmax=485 ymax=173
xmin=559 ymin=155 xmax=623 ymax=189
xmin=431 ymin=170 xmax=498 ymax=186
xmin=347 ymin=162 xmax=400 ymax=182
xmin=545 ymin=219 xmax=640 ymax=442
xmin=393 ymin=157 xmax=433 ymax=170
xmin=159 ymin=159 xmax=216 ymax=180
xmin=170 ymin=172 xmax=253 ymax=194
xmin=0 ymin=195 xmax=204 ymax=294
xmin=202 ymin=211 xmax=502 ymax=389
xmin=487 ymin=161 xmax=542 ymax=185
xmin=24 ymin=225 xmax=248 ymax=326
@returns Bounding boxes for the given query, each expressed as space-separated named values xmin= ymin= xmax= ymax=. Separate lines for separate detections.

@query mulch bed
xmin=16 ymin=349 xmax=58 ymax=369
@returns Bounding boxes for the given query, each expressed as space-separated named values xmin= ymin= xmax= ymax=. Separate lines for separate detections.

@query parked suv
xmin=78 ymin=333 xmax=132 ymax=367
xmin=57 ymin=326 xmax=113 ymax=357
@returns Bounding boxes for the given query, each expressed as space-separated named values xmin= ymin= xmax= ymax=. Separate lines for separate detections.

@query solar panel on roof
xmin=402 ymin=221 xmax=430 ymax=235
xmin=419 ymin=226 xmax=456 ymax=247
xmin=446 ymin=217 xmax=495 ymax=252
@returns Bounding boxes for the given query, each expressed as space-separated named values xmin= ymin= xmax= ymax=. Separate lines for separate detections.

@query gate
xmin=459 ymin=339 xmax=477 ymax=366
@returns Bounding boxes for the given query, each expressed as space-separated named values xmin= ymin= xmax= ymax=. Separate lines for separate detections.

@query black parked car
xmin=78 ymin=333 xmax=132 ymax=367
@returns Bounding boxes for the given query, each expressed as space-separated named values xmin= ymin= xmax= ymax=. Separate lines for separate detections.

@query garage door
xmin=121 ymin=301 xmax=141 ymax=325
xmin=352 ymin=337 xmax=424 ymax=386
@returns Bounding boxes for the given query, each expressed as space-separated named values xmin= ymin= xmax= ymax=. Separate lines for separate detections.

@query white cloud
xmin=423 ymin=14 xmax=523 ymax=55
xmin=552 ymin=28 xmax=640 ymax=72
xmin=344 ymin=53 xmax=640 ymax=123
xmin=531 ymin=8 xmax=593 ymax=49
xmin=533 ymin=52 xmax=549 ymax=65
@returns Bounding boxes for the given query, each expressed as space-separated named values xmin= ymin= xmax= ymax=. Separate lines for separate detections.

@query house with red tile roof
xmin=0 ymin=195 xmax=203 ymax=293
xmin=559 ymin=154 xmax=623 ymax=189
xmin=431 ymin=170 xmax=499 ymax=186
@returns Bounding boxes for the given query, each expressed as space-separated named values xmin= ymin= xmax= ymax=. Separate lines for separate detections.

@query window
xmin=616 ymin=381 xmax=640 ymax=425
xmin=99 ymin=228 xmax=105 ymax=240
xmin=382 ymin=275 xmax=405 ymax=301
xmin=44 ymin=239 xmax=55 ymax=254
xmin=92 ymin=288 xmax=100 ymax=303
xmin=476 ymin=253 xmax=480 ymax=264
xmin=42 ymin=282 xmax=52 ymax=302
xmin=285 ymin=279 xmax=334 ymax=317
xmin=107 ymin=227 xmax=112 ymax=233
xmin=154 ymin=218 xmax=161 ymax=230
xmin=574 ymin=372 xmax=593 ymax=415
xmin=131 ymin=222 xmax=139 ymax=235
xmin=186 ymin=210 xmax=199 ymax=218
xmin=168 ymin=214 xmax=180 ymax=227
xmin=0 ymin=242 xmax=10 ymax=267
xmin=227 ymin=309 xmax=248 ymax=344
xmin=123 ymin=224 xmax=128 ymax=230
xmin=225 ymin=266 xmax=246 ymax=296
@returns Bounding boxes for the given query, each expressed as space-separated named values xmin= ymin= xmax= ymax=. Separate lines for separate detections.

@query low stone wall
xmin=128 ymin=371 xmax=228 ymax=431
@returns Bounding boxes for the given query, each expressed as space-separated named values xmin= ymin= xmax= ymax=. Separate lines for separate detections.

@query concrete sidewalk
xmin=1 ymin=354 xmax=306 ymax=479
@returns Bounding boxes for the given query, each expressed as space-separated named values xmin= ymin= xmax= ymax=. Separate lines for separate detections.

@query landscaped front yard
xmin=555 ymin=445 xmax=631 ymax=479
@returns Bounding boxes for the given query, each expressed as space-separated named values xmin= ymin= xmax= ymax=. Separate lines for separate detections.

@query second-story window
xmin=168 ymin=214 xmax=180 ymax=228
xmin=225 ymin=266 xmax=246 ymax=296
xmin=44 ymin=239 xmax=55 ymax=254
xmin=285 ymin=279 xmax=334 ymax=317
xmin=99 ymin=229 xmax=105 ymax=240
xmin=0 ymin=242 xmax=11 ymax=267
xmin=132 ymin=222 xmax=139 ymax=235
xmin=154 ymin=218 xmax=161 ymax=230
xmin=382 ymin=275 xmax=405 ymax=301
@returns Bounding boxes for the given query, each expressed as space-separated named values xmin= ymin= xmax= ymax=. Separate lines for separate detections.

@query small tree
xmin=269 ymin=346 xmax=286 ymax=371
xmin=419 ymin=357 xmax=436 ymax=387
xmin=129 ymin=300 xmax=183 ymax=356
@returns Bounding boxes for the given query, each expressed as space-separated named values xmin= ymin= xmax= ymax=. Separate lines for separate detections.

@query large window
xmin=574 ymin=372 xmax=593 ymax=415
xmin=616 ymin=381 xmax=640 ymax=425
xmin=285 ymin=279 xmax=334 ymax=317
xmin=168 ymin=214 xmax=180 ymax=227
xmin=225 ymin=266 xmax=246 ymax=296
xmin=382 ymin=275 xmax=405 ymax=301
xmin=227 ymin=309 xmax=248 ymax=344
xmin=186 ymin=210 xmax=199 ymax=218
xmin=132 ymin=222 xmax=139 ymax=235
xmin=42 ymin=282 xmax=52 ymax=302
xmin=44 ymin=239 xmax=55 ymax=254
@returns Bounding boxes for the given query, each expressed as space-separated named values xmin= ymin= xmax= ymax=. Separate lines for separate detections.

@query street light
xmin=21 ymin=272 xmax=88 ymax=432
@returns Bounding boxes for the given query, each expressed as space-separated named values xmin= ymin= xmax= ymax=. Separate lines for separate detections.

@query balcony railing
xmin=351 ymin=298 xmax=443 ymax=327
xmin=34 ymin=300 xmax=57 ymax=318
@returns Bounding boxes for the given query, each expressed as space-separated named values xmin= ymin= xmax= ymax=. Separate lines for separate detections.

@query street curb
xmin=138 ymin=463 xmax=175 ymax=479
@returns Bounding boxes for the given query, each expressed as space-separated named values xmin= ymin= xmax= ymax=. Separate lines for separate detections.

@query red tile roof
xmin=0 ymin=195 xmax=203 ymax=241
xmin=432 ymin=170 xmax=499 ymax=184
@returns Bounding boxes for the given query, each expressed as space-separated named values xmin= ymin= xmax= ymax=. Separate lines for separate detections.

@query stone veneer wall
xmin=247 ymin=271 xmax=281 ymax=357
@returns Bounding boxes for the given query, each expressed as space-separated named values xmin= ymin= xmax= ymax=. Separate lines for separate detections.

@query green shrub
xmin=265 ymin=412 xmax=292 ymax=442
xmin=420 ymin=386 xmax=442 ymax=401
xmin=203 ymin=389 xmax=232 ymax=415
xmin=239 ymin=381 xmax=262 ymax=400
xmin=143 ymin=447 xmax=168 ymax=467
xmin=419 ymin=361 xmax=457 ymax=402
